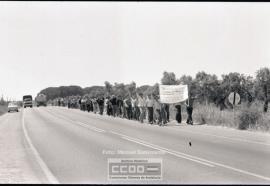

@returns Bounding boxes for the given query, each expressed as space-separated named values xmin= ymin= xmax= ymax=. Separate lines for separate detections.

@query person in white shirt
xmin=137 ymin=92 xmax=146 ymax=123
xmin=146 ymin=94 xmax=154 ymax=124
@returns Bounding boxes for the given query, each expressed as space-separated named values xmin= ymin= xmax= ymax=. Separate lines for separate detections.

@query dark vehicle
xmin=23 ymin=95 xmax=33 ymax=108
xmin=35 ymin=94 xmax=47 ymax=107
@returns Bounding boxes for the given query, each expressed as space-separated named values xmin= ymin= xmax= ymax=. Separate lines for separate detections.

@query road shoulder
xmin=0 ymin=112 xmax=41 ymax=183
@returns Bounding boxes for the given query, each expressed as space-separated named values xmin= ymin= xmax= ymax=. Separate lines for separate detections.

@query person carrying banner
xmin=185 ymin=99 xmax=193 ymax=125
xmin=164 ymin=104 xmax=170 ymax=123
xmin=160 ymin=103 xmax=167 ymax=126
xmin=159 ymin=84 xmax=189 ymax=124
xmin=175 ymin=103 xmax=182 ymax=124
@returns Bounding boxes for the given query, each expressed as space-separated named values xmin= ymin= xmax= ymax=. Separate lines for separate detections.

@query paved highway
xmin=0 ymin=106 xmax=270 ymax=184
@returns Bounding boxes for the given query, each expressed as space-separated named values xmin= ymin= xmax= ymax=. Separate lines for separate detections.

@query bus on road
xmin=23 ymin=95 xmax=33 ymax=108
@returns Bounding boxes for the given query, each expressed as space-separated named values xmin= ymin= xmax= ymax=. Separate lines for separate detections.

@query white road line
xmin=42 ymin=108 xmax=106 ymax=133
xmin=110 ymin=130 xmax=130 ymax=138
xmin=169 ymin=127 xmax=270 ymax=146
xmin=110 ymin=130 xmax=270 ymax=181
xmin=49 ymin=107 xmax=270 ymax=146
xmin=43 ymin=108 xmax=270 ymax=181
xmin=76 ymin=121 xmax=105 ymax=133
xmin=109 ymin=130 xmax=214 ymax=167
xmin=122 ymin=136 xmax=214 ymax=167
xmin=21 ymin=109 xmax=59 ymax=184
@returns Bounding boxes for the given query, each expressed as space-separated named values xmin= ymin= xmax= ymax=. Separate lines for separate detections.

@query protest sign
xmin=159 ymin=85 xmax=188 ymax=104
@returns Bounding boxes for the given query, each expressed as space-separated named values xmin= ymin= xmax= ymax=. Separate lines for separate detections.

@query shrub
xmin=192 ymin=103 xmax=236 ymax=127
xmin=237 ymin=107 xmax=261 ymax=130
xmin=258 ymin=113 xmax=270 ymax=131
xmin=167 ymin=100 xmax=269 ymax=132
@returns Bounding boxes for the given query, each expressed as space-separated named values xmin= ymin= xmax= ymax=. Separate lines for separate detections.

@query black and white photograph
xmin=0 ymin=1 xmax=270 ymax=184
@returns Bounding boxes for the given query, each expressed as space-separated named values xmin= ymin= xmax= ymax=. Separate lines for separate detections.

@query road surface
xmin=0 ymin=106 xmax=270 ymax=184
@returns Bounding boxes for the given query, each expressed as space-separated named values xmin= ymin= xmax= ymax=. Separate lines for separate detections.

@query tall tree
xmin=113 ymin=83 xmax=126 ymax=98
xmin=195 ymin=71 xmax=219 ymax=105
xmin=239 ymin=74 xmax=254 ymax=104
xmin=104 ymin=81 xmax=113 ymax=96
xmin=125 ymin=81 xmax=136 ymax=97
xmin=161 ymin=71 xmax=177 ymax=85
xmin=255 ymin=67 xmax=270 ymax=112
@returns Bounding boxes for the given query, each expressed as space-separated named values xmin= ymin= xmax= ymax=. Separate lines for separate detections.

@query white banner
xmin=159 ymin=84 xmax=188 ymax=104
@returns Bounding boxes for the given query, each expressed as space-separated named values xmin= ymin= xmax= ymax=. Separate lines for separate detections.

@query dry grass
xmin=0 ymin=105 xmax=8 ymax=116
xmin=168 ymin=101 xmax=270 ymax=132
xmin=258 ymin=113 xmax=270 ymax=131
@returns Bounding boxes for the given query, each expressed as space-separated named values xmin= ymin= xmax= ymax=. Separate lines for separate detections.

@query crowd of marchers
xmin=50 ymin=93 xmax=194 ymax=126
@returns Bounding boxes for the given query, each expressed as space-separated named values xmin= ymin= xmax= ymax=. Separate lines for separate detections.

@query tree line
xmin=39 ymin=67 xmax=270 ymax=112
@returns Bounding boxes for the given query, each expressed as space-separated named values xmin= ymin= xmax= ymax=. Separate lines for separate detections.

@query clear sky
xmin=0 ymin=2 xmax=270 ymax=100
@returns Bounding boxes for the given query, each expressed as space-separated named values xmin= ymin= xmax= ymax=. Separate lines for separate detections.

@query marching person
xmin=175 ymin=103 xmax=182 ymax=124
xmin=60 ymin=98 xmax=64 ymax=107
xmin=134 ymin=97 xmax=140 ymax=121
xmin=104 ymin=97 xmax=109 ymax=115
xmin=107 ymin=97 xmax=113 ymax=116
xmin=92 ymin=98 xmax=98 ymax=114
xmin=110 ymin=95 xmax=117 ymax=117
xmin=131 ymin=95 xmax=138 ymax=120
xmin=123 ymin=97 xmax=127 ymax=119
xmin=153 ymin=95 xmax=162 ymax=126
xmin=185 ymin=99 xmax=193 ymax=125
xmin=86 ymin=96 xmax=92 ymax=112
xmin=67 ymin=97 xmax=71 ymax=108
xmin=116 ymin=96 xmax=124 ymax=118
xmin=97 ymin=96 xmax=104 ymax=115
xmin=124 ymin=96 xmax=132 ymax=120
xmin=81 ymin=96 xmax=87 ymax=111
xmin=165 ymin=103 xmax=170 ymax=123
xmin=160 ymin=102 xmax=167 ymax=126
xmin=78 ymin=97 xmax=82 ymax=109
xmin=146 ymin=94 xmax=154 ymax=124
xmin=58 ymin=98 xmax=61 ymax=107
xmin=137 ymin=92 xmax=146 ymax=123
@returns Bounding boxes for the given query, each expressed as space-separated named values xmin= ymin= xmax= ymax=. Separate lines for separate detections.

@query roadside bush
xmin=164 ymin=100 xmax=269 ymax=132
xmin=192 ymin=103 xmax=236 ymax=127
xmin=237 ymin=107 xmax=261 ymax=130
xmin=258 ymin=113 xmax=270 ymax=131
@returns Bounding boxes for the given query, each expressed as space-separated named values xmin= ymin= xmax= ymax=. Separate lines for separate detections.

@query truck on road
xmin=23 ymin=95 xmax=33 ymax=108
xmin=35 ymin=93 xmax=47 ymax=107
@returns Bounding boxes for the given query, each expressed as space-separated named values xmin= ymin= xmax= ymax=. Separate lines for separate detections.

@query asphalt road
xmin=1 ymin=106 xmax=270 ymax=184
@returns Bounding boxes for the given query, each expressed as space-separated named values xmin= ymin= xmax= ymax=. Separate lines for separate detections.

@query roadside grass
xmin=0 ymin=105 xmax=8 ymax=116
xmin=167 ymin=100 xmax=270 ymax=132
xmin=193 ymin=103 xmax=237 ymax=127
xmin=181 ymin=101 xmax=270 ymax=132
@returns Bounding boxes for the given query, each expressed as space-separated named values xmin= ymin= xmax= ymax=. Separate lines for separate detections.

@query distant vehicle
xmin=8 ymin=102 xmax=19 ymax=112
xmin=23 ymin=95 xmax=33 ymax=108
xmin=35 ymin=94 xmax=47 ymax=107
